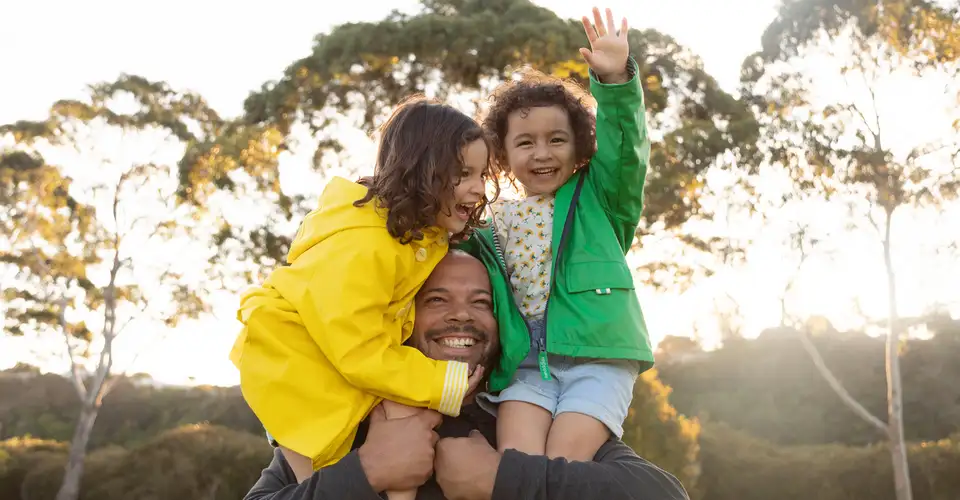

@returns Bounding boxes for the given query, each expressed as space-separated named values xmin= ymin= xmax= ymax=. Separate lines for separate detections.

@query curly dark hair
xmin=355 ymin=95 xmax=494 ymax=244
xmin=481 ymin=69 xmax=597 ymax=183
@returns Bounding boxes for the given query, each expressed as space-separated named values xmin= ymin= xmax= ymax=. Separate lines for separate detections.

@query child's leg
xmin=497 ymin=401 xmax=553 ymax=455
xmin=544 ymin=413 xmax=609 ymax=461
xmin=279 ymin=445 xmax=315 ymax=483
xmin=489 ymin=352 xmax=559 ymax=455
xmin=381 ymin=401 xmax=423 ymax=500
xmin=546 ymin=358 xmax=639 ymax=461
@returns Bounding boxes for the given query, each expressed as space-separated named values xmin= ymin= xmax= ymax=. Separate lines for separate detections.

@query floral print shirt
xmin=491 ymin=194 xmax=555 ymax=318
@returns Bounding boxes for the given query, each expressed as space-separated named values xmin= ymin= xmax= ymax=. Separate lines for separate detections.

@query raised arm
xmin=580 ymin=7 xmax=651 ymax=249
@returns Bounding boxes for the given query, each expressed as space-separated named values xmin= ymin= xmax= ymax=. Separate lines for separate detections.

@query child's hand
xmin=466 ymin=365 xmax=485 ymax=396
xmin=579 ymin=7 xmax=631 ymax=84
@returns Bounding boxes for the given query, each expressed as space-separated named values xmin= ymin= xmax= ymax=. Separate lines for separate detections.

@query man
xmin=244 ymin=251 xmax=689 ymax=500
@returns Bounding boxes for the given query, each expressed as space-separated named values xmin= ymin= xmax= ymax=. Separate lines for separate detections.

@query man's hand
xmin=435 ymin=430 xmax=501 ymax=500
xmin=580 ymin=7 xmax=631 ymax=84
xmin=358 ymin=404 xmax=443 ymax=492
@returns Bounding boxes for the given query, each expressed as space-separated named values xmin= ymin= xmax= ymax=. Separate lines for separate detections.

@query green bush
xmin=0 ymin=437 xmax=68 ymax=500
xmin=3 ymin=425 xmax=271 ymax=500
xmin=699 ymin=423 xmax=960 ymax=500
xmin=623 ymin=369 xmax=702 ymax=498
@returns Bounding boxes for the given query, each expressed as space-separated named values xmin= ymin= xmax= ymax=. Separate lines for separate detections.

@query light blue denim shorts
xmin=479 ymin=316 xmax=640 ymax=438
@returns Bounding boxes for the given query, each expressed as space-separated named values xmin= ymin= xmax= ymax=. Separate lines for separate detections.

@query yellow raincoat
xmin=229 ymin=177 xmax=469 ymax=469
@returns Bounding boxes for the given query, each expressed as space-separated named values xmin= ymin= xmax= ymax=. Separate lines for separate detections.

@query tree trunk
xmin=54 ymin=403 xmax=99 ymax=500
xmin=882 ymin=206 xmax=912 ymax=500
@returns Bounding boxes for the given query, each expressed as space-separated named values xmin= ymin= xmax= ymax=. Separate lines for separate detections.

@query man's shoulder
xmin=594 ymin=438 xmax=641 ymax=462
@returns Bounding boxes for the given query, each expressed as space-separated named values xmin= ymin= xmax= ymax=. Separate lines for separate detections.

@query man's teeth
xmin=439 ymin=338 xmax=476 ymax=348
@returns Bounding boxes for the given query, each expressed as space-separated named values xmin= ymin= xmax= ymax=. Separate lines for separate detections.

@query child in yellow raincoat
xmin=228 ymin=96 xmax=491 ymax=497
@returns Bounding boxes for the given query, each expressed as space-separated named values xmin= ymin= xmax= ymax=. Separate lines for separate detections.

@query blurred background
xmin=1 ymin=0 xmax=959 ymax=499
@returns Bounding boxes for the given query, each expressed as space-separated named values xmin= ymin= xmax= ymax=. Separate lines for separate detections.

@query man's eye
xmin=426 ymin=297 xmax=444 ymax=304
xmin=475 ymin=300 xmax=493 ymax=309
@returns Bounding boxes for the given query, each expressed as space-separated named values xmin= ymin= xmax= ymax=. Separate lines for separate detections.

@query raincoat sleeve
xmin=299 ymin=229 xmax=470 ymax=416
xmin=588 ymin=57 xmax=651 ymax=251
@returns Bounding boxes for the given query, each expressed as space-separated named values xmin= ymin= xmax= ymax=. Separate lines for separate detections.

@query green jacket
xmin=459 ymin=59 xmax=654 ymax=392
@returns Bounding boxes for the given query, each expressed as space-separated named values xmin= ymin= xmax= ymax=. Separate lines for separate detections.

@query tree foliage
xmin=234 ymin=0 xmax=760 ymax=279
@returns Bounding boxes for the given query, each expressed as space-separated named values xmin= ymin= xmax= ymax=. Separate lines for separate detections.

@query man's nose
xmin=445 ymin=306 xmax=473 ymax=323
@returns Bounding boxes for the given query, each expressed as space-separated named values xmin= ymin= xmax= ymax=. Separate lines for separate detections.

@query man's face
xmin=409 ymin=252 xmax=500 ymax=375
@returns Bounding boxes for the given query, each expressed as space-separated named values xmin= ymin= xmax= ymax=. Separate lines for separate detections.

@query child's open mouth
xmin=531 ymin=167 xmax=559 ymax=177
xmin=455 ymin=203 xmax=475 ymax=221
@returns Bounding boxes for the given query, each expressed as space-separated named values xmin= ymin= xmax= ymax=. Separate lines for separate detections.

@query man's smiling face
xmin=408 ymin=251 xmax=500 ymax=375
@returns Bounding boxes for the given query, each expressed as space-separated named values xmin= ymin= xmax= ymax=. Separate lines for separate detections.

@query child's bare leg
xmin=279 ymin=445 xmax=314 ymax=483
xmin=496 ymin=401 xmax=553 ymax=455
xmin=381 ymin=401 xmax=422 ymax=500
xmin=545 ymin=412 xmax=610 ymax=461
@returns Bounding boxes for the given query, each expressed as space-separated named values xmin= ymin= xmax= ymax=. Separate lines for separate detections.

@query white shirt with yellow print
xmin=492 ymin=194 xmax=555 ymax=318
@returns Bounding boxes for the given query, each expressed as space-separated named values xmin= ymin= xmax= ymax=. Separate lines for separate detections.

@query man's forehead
xmin=421 ymin=254 xmax=490 ymax=293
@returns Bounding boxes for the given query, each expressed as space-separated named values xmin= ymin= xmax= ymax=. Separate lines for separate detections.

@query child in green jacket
xmin=466 ymin=6 xmax=654 ymax=462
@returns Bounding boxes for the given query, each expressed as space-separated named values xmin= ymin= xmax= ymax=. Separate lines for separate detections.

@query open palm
xmin=579 ymin=7 xmax=630 ymax=79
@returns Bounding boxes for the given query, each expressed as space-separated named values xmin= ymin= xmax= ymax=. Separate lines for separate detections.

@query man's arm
xmin=435 ymin=432 xmax=688 ymax=500
xmin=245 ymin=407 xmax=441 ymax=500
xmin=243 ymin=448 xmax=382 ymax=500
xmin=493 ymin=439 xmax=689 ymax=500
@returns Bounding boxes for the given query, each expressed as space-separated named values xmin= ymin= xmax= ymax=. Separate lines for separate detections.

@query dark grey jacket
xmin=243 ymin=405 xmax=689 ymax=500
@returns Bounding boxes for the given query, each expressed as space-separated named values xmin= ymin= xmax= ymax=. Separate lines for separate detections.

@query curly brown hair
xmin=355 ymin=95 xmax=494 ymax=244
xmin=481 ymin=69 xmax=597 ymax=183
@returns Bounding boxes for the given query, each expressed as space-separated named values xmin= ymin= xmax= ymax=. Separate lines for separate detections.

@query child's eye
xmin=550 ymin=137 xmax=566 ymax=144
xmin=517 ymin=140 xmax=533 ymax=147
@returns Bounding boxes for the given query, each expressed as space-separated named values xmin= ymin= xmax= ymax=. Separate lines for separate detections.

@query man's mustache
xmin=425 ymin=324 xmax=488 ymax=342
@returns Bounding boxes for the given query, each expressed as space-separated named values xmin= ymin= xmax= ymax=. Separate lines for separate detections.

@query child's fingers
xmin=466 ymin=365 xmax=485 ymax=393
xmin=621 ymin=17 xmax=628 ymax=38
xmin=579 ymin=47 xmax=595 ymax=65
xmin=605 ymin=8 xmax=616 ymax=35
xmin=592 ymin=7 xmax=606 ymax=37
xmin=581 ymin=16 xmax=598 ymax=44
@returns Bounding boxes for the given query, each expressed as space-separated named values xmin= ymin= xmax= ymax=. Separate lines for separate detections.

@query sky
xmin=2 ymin=0 xmax=959 ymax=386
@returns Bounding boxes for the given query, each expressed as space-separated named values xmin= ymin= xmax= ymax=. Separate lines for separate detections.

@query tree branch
xmin=796 ymin=330 xmax=888 ymax=433
xmin=57 ymin=297 xmax=87 ymax=401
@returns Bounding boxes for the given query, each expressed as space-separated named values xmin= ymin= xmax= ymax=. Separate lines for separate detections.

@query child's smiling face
xmin=436 ymin=138 xmax=489 ymax=234
xmin=503 ymin=105 xmax=576 ymax=196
